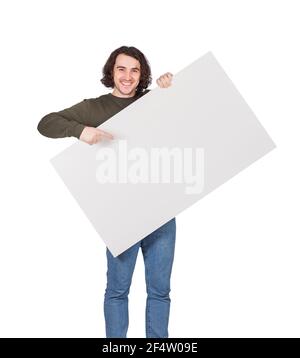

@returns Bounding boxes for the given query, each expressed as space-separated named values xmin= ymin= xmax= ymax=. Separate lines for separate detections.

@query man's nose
xmin=124 ymin=71 xmax=132 ymax=80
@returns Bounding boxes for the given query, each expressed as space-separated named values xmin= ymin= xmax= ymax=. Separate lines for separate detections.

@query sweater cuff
xmin=71 ymin=123 xmax=86 ymax=139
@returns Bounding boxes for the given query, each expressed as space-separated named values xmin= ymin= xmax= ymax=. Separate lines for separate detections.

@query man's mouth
xmin=121 ymin=81 xmax=132 ymax=87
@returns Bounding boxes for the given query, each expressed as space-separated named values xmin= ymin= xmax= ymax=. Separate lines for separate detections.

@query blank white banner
xmin=51 ymin=52 xmax=275 ymax=257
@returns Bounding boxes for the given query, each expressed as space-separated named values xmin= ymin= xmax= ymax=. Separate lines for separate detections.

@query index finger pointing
xmin=99 ymin=129 xmax=114 ymax=140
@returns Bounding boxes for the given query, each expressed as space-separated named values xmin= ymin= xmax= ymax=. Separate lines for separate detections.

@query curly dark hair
xmin=100 ymin=46 xmax=152 ymax=94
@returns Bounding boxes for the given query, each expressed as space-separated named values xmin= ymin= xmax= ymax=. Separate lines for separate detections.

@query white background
xmin=0 ymin=0 xmax=299 ymax=338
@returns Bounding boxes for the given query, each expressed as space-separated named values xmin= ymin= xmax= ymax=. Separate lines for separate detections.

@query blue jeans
xmin=104 ymin=218 xmax=176 ymax=338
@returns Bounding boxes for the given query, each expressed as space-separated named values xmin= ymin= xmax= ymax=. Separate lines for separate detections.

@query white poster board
xmin=51 ymin=52 xmax=275 ymax=256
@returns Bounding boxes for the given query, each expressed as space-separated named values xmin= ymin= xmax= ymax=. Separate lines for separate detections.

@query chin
xmin=122 ymin=88 xmax=135 ymax=95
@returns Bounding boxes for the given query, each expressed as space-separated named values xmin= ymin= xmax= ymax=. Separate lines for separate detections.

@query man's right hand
xmin=79 ymin=126 xmax=114 ymax=145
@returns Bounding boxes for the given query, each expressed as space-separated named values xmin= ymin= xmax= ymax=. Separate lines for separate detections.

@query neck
xmin=111 ymin=88 xmax=137 ymax=98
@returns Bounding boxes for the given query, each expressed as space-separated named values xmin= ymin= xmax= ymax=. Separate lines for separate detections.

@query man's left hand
xmin=156 ymin=72 xmax=173 ymax=88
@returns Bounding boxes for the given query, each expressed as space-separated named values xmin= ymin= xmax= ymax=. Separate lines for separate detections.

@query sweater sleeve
xmin=37 ymin=99 xmax=91 ymax=139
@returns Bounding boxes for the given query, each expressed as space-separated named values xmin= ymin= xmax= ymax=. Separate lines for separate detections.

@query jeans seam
xmin=144 ymin=250 xmax=152 ymax=337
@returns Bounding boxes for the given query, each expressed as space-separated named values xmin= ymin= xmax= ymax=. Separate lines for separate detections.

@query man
xmin=37 ymin=46 xmax=175 ymax=338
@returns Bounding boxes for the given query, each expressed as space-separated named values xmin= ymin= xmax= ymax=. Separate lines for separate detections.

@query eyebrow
xmin=116 ymin=65 xmax=140 ymax=71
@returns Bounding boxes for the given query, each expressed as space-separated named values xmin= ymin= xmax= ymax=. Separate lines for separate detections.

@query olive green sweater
xmin=37 ymin=90 xmax=150 ymax=139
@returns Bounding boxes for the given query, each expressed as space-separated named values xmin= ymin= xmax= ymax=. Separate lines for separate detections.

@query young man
xmin=37 ymin=46 xmax=176 ymax=338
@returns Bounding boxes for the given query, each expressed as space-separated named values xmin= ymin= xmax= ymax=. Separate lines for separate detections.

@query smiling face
xmin=111 ymin=54 xmax=141 ymax=98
